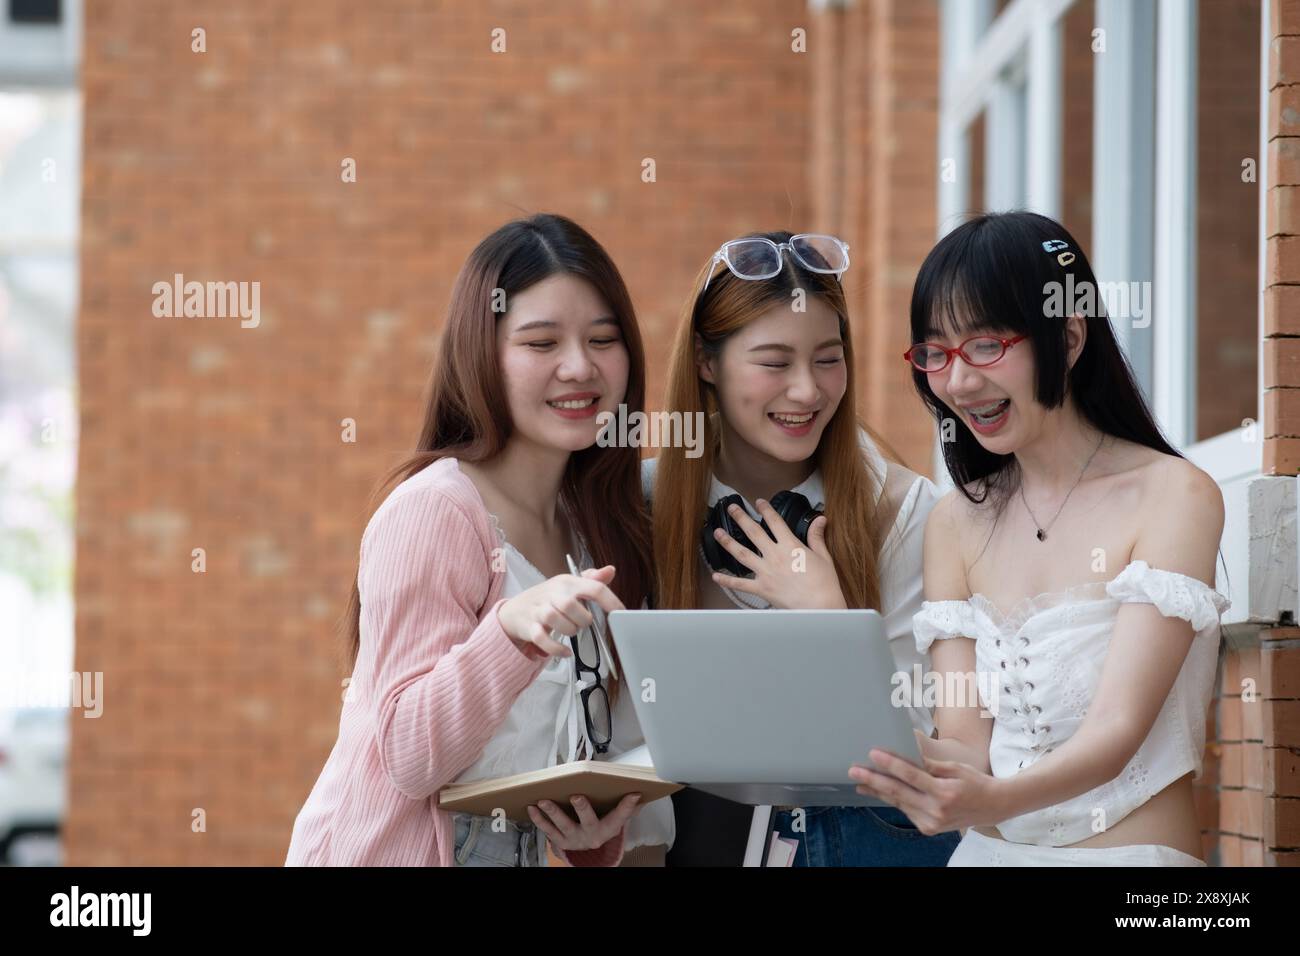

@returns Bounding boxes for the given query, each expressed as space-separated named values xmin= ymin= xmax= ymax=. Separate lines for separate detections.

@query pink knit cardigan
xmin=286 ymin=457 xmax=623 ymax=866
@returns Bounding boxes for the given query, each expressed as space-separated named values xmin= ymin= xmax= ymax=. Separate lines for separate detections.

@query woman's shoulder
xmin=1108 ymin=442 xmax=1222 ymax=524
xmin=366 ymin=457 xmax=493 ymax=546
xmin=1089 ymin=440 xmax=1224 ymax=583
xmin=1134 ymin=449 xmax=1224 ymax=538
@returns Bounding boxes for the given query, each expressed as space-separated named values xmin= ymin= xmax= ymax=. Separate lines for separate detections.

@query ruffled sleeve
xmin=1104 ymin=559 xmax=1230 ymax=632
xmin=913 ymin=600 xmax=983 ymax=655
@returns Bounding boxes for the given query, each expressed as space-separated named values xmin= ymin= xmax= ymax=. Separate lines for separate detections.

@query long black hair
xmin=907 ymin=211 xmax=1181 ymax=509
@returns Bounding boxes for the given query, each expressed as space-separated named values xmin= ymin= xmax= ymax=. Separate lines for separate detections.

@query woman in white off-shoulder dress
xmin=850 ymin=212 xmax=1228 ymax=866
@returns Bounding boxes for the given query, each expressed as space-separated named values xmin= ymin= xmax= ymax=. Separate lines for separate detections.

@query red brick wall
xmin=1266 ymin=0 xmax=1300 ymax=471
xmin=1232 ymin=0 xmax=1300 ymax=867
xmin=809 ymin=0 xmax=941 ymax=475
xmin=70 ymin=0 xmax=822 ymax=865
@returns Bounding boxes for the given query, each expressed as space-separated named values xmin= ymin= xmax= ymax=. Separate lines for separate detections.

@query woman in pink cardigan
xmin=286 ymin=214 xmax=667 ymax=866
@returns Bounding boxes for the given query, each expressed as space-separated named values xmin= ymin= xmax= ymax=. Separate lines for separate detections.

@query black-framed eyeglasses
xmin=902 ymin=334 xmax=1028 ymax=373
xmin=570 ymin=623 xmax=612 ymax=755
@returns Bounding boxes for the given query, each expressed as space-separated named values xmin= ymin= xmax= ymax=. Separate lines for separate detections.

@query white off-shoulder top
xmin=912 ymin=560 xmax=1229 ymax=847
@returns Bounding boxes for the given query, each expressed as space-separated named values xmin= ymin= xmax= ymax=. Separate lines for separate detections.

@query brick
xmin=1264 ymin=437 xmax=1300 ymax=474
xmin=1266 ymin=389 xmax=1300 ymax=436
xmin=1242 ymin=837 xmax=1265 ymax=866
xmin=1265 ymin=796 xmax=1300 ymax=847
xmin=1265 ymin=336 xmax=1300 ymax=388
xmin=1268 ymin=235 xmax=1300 ymax=285
xmin=1222 ymin=741 xmax=1244 ymax=787
xmin=1274 ymin=36 xmax=1300 ymax=87
xmin=1275 ymin=0 xmax=1300 ymax=39
xmin=1220 ymin=833 xmax=1243 ymax=865
xmin=1222 ymin=788 xmax=1265 ymax=838
xmin=1264 ymin=746 xmax=1300 ymax=796
xmin=1220 ymin=695 xmax=1244 ymax=742
xmin=1273 ymin=137 xmax=1300 ymax=187
xmin=1264 ymin=699 xmax=1300 ymax=746
xmin=1272 ymin=84 xmax=1300 ymax=140
xmin=1245 ymin=742 xmax=1265 ymax=790
xmin=1262 ymin=644 xmax=1300 ymax=698
xmin=1269 ymin=185 xmax=1300 ymax=237
xmin=1266 ymin=284 xmax=1300 ymax=336
xmin=1245 ymin=693 xmax=1265 ymax=741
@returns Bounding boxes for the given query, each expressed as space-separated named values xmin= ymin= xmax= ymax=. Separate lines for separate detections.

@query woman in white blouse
xmin=851 ymin=212 xmax=1227 ymax=866
xmin=644 ymin=230 xmax=960 ymax=866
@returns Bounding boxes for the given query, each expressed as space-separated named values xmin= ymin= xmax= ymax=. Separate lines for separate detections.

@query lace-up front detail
xmin=913 ymin=560 xmax=1229 ymax=846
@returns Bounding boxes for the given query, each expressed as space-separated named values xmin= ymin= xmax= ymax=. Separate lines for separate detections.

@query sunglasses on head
xmin=700 ymin=233 xmax=851 ymax=295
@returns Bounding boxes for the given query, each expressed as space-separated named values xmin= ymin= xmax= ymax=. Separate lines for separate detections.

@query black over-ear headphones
xmin=700 ymin=491 xmax=824 ymax=577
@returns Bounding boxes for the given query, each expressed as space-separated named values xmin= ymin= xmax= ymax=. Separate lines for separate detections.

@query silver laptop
xmin=607 ymin=609 xmax=921 ymax=807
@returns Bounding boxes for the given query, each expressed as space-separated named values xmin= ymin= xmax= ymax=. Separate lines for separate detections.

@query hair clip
xmin=1042 ymin=239 xmax=1075 ymax=266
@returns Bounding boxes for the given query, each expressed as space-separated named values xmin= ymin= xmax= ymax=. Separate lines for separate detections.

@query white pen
xmin=566 ymin=552 xmax=619 ymax=680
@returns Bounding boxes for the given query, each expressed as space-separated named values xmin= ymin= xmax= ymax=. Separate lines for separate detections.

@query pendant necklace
xmin=1018 ymin=432 xmax=1105 ymax=542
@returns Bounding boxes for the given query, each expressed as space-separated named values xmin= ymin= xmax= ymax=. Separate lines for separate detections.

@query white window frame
xmin=935 ymin=0 xmax=1265 ymax=487
xmin=941 ymin=0 xmax=1263 ymax=476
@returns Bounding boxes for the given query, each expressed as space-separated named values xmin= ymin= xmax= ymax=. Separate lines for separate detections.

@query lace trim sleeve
xmin=1105 ymin=560 xmax=1230 ymax=632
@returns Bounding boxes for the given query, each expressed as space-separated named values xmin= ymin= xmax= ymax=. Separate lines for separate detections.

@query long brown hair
xmin=341 ymin=214 xmax=653 ymax=675
xmin=653 ymin=230 xmax=892 ymax=611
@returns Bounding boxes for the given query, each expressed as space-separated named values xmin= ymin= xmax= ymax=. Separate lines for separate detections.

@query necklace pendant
xmin=1036 ymin=529 xmax=1046 ymax=542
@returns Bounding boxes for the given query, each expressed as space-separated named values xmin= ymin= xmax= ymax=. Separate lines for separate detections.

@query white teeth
xmin=771 ymin=412 xmax=815 ymax=425
xmin=548 ymin=398 xmax=596 ymax=409
xmin=968 ymin=399 xmax=1009 ymax=423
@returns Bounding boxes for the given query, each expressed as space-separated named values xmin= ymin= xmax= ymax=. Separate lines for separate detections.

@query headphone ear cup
xmin=701 ymin=495 xmax=752 ymax=577
xmin=768 ymin=491 xmax=823 ymax=543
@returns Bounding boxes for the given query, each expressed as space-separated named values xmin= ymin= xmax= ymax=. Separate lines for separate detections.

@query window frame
xmin=935 ymin=0 xmax=1266 ymax=487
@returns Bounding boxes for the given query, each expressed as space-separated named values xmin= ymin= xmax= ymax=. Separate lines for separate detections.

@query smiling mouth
xmin=547 ymin=397 xmax=598 ymax=409
xmin=963 ymin=399 xmax=1010 ymax=425
xmin=769 ymin=410 xmax=818 ymax=426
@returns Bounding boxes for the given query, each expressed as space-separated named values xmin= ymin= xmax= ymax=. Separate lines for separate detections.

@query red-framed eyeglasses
xmin=902 ymin=334 xmax=1028 ymax=373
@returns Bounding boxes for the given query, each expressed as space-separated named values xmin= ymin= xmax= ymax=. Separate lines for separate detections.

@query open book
xmin=437 ymin=745 xmax=681 ymax=824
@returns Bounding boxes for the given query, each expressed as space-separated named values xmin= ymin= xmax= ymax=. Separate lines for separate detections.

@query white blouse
xmin=641 ymin=430 xmax=942 ymax=737
xmin=912 ymin=559 xmax=1229 ymax=846
xmin=453 ymin=515 xmax=675 ymax=852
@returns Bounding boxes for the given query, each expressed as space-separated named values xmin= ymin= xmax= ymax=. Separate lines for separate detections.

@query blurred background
xmin=2 ymin=0 xmax=1290 ymax=867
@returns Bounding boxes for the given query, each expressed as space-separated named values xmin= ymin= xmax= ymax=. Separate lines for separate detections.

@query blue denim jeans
xmin=770 ymin=805 xmax=961 ymax=866
xmin=451 ymin=813 xmax=545 ymax=867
